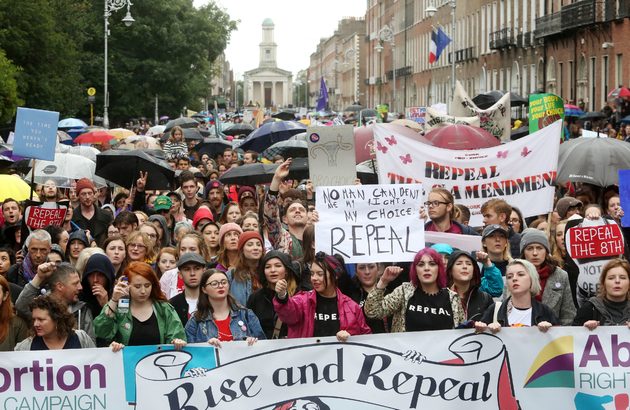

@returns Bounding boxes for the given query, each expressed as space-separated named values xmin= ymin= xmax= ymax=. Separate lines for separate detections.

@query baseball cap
xmin=153 ymin=195 xmax=172 ymax=211
xmin=176 ymin=252 xmax=206 ymax=268
xmin=482 ymin=224 xmax=509 ymax=239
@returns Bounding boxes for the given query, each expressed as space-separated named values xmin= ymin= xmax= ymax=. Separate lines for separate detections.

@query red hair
xmin=123 ymin=261 xmax=167 ymax=302
xmin=411 ymin=247 xmax=447 ymax=289
xmin=0 ymin=276 xmax=15 ymax=342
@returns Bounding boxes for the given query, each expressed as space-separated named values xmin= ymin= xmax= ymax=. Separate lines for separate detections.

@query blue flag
xmin=435 ymin=27 xmax=452 ymax=61
xmin=316 ymin=77 xmax=328 ymax=112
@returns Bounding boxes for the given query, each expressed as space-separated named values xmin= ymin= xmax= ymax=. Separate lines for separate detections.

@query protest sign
xmin=307 ymin=125 xmax=356 ymax=187
xmin=12 ymin=107 xmax=59 ymax=161
xmin=451 ymin=82 xmax=511 ymax=141
xmin=374 ymin=120 xmax=561 ymax=227
xmin=528 ymin=93 xmax=565 ymax=134
xmin=619 ymin=169 xmax=630 ymax=227
xmin=424 ymin=107 xmax=480 ymax=132
xmin=315 ymin=184 xmax=424 ymax=263
xmin=24 ymin=201 xmax=68 ymax=230
xmin=581 ymin=129 xmax=606 ymax=138
xmin=406 ymin=106 xmax=426 ymax=125
xmin=1 ymin=327 xmax=628 ymax=410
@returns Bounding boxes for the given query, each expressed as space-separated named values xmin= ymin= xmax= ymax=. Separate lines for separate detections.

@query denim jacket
xmin=225 ymin=269 xmax=253 ymax=307
xmin=185 ymin=307 xmax=266 ymax=343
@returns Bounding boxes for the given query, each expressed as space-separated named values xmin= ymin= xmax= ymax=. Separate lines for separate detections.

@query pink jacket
xmin=273 ymin=288 xmax=372 ymax=339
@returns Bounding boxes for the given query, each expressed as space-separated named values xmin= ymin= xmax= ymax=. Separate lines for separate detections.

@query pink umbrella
xmin=425 ymin=124 xmax=500 ymax=150
xmin=354 ymin=123 xmax=431 ymax=163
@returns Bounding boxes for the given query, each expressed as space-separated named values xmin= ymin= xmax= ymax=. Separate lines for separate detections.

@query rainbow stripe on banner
xmin=524 ymin=336 xmax=575 ymax=388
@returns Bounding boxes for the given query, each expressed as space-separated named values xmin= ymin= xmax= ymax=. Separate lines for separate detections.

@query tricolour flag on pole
xmin=316 ymin=77 xmax=328 ymax=112
xmin=435 ymin=27 xmax=452 ymax=61
xmin=429 ymin=28 xmax=438 ymax=63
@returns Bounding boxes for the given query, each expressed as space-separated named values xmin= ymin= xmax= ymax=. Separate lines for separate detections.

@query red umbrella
xmin=425 ymin=124 xmax=500 ymax=150
xmin=354 ymin=123 xmax=431 ymax=163
xmin=608 ymin=86 xmax=630 ymax=100
xmin=74 ymin=130 xmax=116 ymax=144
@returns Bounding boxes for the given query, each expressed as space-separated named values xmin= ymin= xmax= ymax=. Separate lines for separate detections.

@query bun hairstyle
xmin=312 ymin=251 xmax=344 ymax=290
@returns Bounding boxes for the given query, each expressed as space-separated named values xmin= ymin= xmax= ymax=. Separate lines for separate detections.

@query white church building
xmin=243 ymin=18 xmax=293 ymax=109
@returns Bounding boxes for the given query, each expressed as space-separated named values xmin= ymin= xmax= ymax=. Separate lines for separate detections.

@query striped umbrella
xmin=564 ymin=104 xmax=584 ymax=117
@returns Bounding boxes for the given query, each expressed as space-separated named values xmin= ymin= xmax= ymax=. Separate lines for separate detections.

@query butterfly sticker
xmin=376 ymin=141 xmax=388 ymax=154
xmin=521 ymin=147 xmax=532 ymax=157
xmin=496 ymin=150 xmax=508 ymax=159
xmin=385 ymin=135 xmax=397 ymax=146
xmin=400 ymin=154 xmax=412 ymax=164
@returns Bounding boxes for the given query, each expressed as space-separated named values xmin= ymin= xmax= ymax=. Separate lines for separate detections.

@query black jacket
xmin=463 ymin=287 xmax=494 ymax=322
xmin=169 ymin=292 xmax=192 ymax=328
xmin=247 ymin=287 xmax=287 ymax=339
xmin=480 ymin=297 xmax=560 ymax=326
xmin=71 ymin=204 xmax=112 ymax=247
xmin=573 ymin=297 xmax=630 ymax=326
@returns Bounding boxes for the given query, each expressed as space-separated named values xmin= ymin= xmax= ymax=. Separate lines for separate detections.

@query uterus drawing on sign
xmin=310 ymin=133 xmax=353 ymax=166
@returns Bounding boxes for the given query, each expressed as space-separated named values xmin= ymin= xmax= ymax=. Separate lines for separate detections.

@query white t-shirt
xmin=507 ymin=306 xmax=532 ymax=327
xmin=186 ymin=297 xmax=198 ymax=317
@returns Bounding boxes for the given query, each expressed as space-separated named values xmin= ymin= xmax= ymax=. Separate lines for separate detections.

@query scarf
xmin=22 ymin=254 xmax=36 ymax=282
xmin=536 ymin=264 xmax=551 ymax=302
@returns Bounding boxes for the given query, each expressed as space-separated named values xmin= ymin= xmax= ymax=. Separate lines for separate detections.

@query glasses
xmin=424 ymin=200 xmax=449 ymax=208
xmin=205 ymin=280 xmax=228 ymax=289
xmin=128 ymin=243 xmax=146 ymax=250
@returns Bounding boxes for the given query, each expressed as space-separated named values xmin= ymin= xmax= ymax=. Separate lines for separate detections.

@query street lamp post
xmin=375 ymin=24 xmax=395 ymax=113
xmin=426 ymin=0 xmax=456 ymax=102
xmin=103 ymin=0 xmax=134 ymax=129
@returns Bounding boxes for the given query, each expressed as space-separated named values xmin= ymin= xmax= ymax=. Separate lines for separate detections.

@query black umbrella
xmin=557 ymin=137 xmax=630 ymax=186
xmin=218 ymin=157 xmax=309 ymax=186
xmin=96 ymin=149 xmax=175 ymax=190
xmin=0 ymin=154 xmax=14 ymax=169
xmin=262 ymin=139 xmax=308 ymax=160
xmin=191 ymin=138 xmax=233 ymax=159
xmin=182 ymin=128 xmax=203 ymax=140
xmin=473 ymin=90 xmax=526 ymax=109
xmin=237 ymin=121 xmax=307 ymax=152
xmin=579 ymin=111 xmax=606 ymax=121
xmin=272 ymin=111 xmax=296 ymax=121
xmin=223 ymin=123 xmax=254 ymax=137
xmin=356 ymin=163 xmax=378 ymax=185
xmin=510 ymin=93 xmax=528 ymax=106
xmin=164 ymin=117 xmax=200 ymax=132
xmin=344 ymin=104 xmax=364 ymax=113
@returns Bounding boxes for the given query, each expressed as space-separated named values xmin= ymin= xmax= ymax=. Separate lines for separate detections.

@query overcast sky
xmin=194 ymin=0 xmax=366 ymax=79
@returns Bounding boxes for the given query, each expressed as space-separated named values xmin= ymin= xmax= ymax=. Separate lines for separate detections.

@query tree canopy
xmin=0 ymin=0 xmax=237 ymax=125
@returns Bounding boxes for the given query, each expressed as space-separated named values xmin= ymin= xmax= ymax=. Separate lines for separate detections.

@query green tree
xmin=0 ymin=49 xmax=22 ymax=124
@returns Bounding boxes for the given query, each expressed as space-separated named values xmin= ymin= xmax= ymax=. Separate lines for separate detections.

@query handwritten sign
xmin=528 ymin=93 xmax=564 ymax=134
xmin=12 ymin=107 xmax=59 ymax=160
xmin=566 ymin=224 xmax=624 ymax=259
xmin=307 ymin=125 xmax=356 ymax=187
xmin=406 ymin=106 xmax=426 ymax=125
xmin=315 ymin=184 xmax=424 ymax=262
xmin=24 ymin=202 xmax=68 ymax=230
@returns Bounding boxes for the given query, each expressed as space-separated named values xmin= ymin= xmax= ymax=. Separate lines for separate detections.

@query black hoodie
xmin=80 ymin=253 xmax=116 ymax=318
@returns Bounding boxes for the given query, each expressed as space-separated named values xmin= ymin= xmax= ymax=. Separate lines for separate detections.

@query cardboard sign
xmin=315 ymin=184 xmax=424 ymax=263
xmin=528 ymin=93 xmax=564 ymax=134
xmin=307 ymin=125 xmax=356 ymax=187
xmin=12 ymin=107 xmax=59 ymax=160
xmin=405 ymin=106 xmax=426 ymax=125
xmin=24 ymin=204 xmax=67 ymax=230
xmin=566 ymin=223 xmax=624 ymax=259
xmin=619 ymin=169 xmax=630 ymax=227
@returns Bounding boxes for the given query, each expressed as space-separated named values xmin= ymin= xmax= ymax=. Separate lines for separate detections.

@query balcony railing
xmin=562 ymin=0 xmax=596 ymax=30
xmin=489 ymin=28 xmax=517 ymax=50
xmin=454 ymin=47 xmax=476 ymax=63
xmin=516 ymin=32 xmax=533 ymax=48
xmin=534 ymin=11 xmax=562 ymax=39
xmin=604 ymin=0 xmax=630 ymax=20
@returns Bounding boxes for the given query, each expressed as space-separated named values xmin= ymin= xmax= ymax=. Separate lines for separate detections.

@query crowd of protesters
xmin=0 ymin=134 xmax=628 ymax=353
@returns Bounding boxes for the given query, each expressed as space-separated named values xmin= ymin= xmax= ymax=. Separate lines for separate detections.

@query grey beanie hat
xmin=519 ymin=228 xmax=550 ymax=255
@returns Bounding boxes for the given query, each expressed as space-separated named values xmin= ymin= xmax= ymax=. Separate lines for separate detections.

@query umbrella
xmin=472 ymin=90 xmax=525 ymax=109
xmin=147 ymin=125 xmax=166 ymax=136
xmin=391 ymin=118 xmax=422 ymax=131
xmin=608 ymin=86 xmax=630 ymax=100
xmin=262 ymin=139 xmax=308 ymax=160
xmin=564 ymin=104 xmax=584 ymax=117
xmin=557 ymin=137 xmax=630 ymax=186
xmin=344 ymin=104 xmax=364 ymax=113
xmin=354 ymin=123 xmax=432 ymax=164
xmin=182 ymin=128 xmax=203 ymax=141
xmin=356 ymin=162 xmax=379 ymax=185
xmin=510 ymin=126 xmax=529 ymax=140
xmin=219 ymin=157 xmax=309 ymax=186
xmin=122 ymin=136 xmax=161 ymax=150
xmin=0 ymin=175 xmax=32 ymax=202
xmin=191 ymin=138 xmax=233 ymax=160
xmin=579 ymin=111 xmax=606 ymax=121
xmin=108 ymin=128 xmax=136 ymax=140
xmin=57 ymin=130 xmax=73 ymax=143
xmin=25 ymin=153 xmax=96 ymax=187
xmin=58 ymin=118 xmax=88 ymax=129
xmin=74 ymin=130 xmax=116 ymax=145
xmin=223 ymin=123 xmax=254 ymax=137
xmin=425 ymin=124 xmax=500 ymax=150
xmin=272 ymin=111 xmax=296 ymax=121
xmin=238 ymin=121 xmax=307 ymax=152
xmin=510 ymin=93 xmax=528 ymax=106
xmin=56 ymin=144 xmax=100 ymax=162
xmin=620 ymin=115 xmax=630 ymax=124
xmin=164 ymin=117 xmax=200 ymax=132
xmin=0 ymin=154 xmax=14 ymax=168
xmin=96 ymin=149 xmax=175 ymax=190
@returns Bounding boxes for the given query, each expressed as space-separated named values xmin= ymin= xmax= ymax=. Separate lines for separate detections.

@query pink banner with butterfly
xmin=373 ymin=120 xmax=562 ymax=227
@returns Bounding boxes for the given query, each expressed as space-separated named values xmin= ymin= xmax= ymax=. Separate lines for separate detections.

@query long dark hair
xmin=311 ymin=251 xmax=343 ymax=291
xmin=194 ymin=269 xmax=240 ymax=321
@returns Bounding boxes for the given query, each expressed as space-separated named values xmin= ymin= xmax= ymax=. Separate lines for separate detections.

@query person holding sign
xmin=573 ymin=258 xmax=630 ymax=328
xmin=475 ymin=259 xmax=559 ymax=332
xmin=364 ymin=247 xmax=465 ymax=332
xmin=273 ymin=252 xmax=371 ymax=340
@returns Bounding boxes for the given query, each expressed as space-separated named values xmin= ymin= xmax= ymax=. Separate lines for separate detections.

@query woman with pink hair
xmin=364 ymin=247 xmax=465 ymax=332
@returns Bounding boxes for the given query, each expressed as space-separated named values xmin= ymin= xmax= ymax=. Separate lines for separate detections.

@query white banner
xmin=1 ymin=328 xmax=629 ymax=409
xmin=374 ymin=121 xmax=561 ymax=227
xmin=452 ymin=82 xmax=512 ymax=142
xmin=314 ymin=184 xmax=424 ymax=263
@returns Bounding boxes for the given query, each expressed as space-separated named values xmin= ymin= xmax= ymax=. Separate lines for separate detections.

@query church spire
xmin=259 ymin=18 xmax=277 ymax=68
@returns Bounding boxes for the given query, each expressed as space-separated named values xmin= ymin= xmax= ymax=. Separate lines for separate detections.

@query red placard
xmin=567 ymin=224 xmax=624 ymax=259
xmin=24 ymin=203 xmax=67 ymax=230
